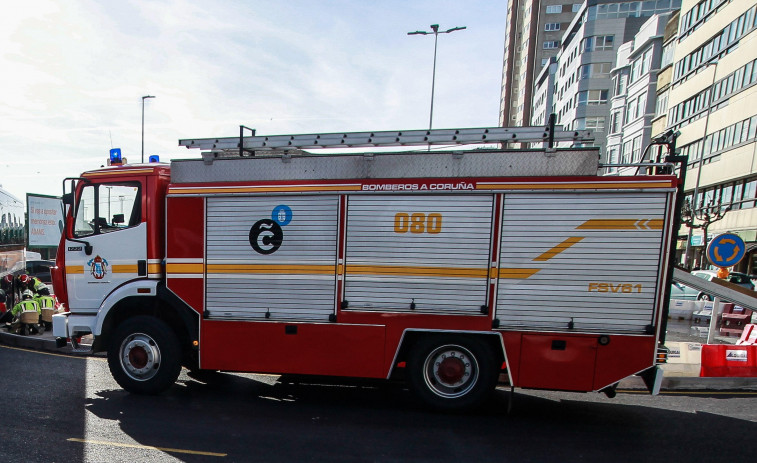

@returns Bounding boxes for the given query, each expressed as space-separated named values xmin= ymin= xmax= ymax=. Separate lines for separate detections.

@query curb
xmin=618 ymin=375 xmax=757 ymax=392
xmin=0 ymin=330 xmax=86 ymax=356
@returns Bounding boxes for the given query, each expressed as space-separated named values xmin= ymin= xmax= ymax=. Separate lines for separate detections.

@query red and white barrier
xmin=700 ymin=344 xmax=757 ymax=377
xmin=736 ymin=324 xmax=757 ymax=346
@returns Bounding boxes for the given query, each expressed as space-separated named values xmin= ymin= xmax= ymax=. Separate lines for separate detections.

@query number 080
xmin=394 ymin=212 xmax=442 ymax=234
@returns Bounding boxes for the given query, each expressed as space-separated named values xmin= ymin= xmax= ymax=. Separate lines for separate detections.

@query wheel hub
xmin=437 ymin=356 xmax=466 ymax=385
xmin=423 ymin=344 xmax=479 ymax=398
xmin=120 ymin=334 xmax=161 ymax=381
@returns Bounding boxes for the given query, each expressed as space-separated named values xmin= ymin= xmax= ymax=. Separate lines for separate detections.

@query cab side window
xmin=73 ymin=183 xmax=141 ymax=238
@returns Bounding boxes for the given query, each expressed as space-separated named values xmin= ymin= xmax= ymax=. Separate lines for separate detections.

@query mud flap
xmin=639 ymin=366 xmax=664 ymax=395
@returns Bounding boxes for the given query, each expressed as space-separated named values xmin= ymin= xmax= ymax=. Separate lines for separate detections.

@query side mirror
xmin=62 ymin=192 xmax=74 ymax=206
xmin=112 ymin=214 xmax=125 ymax=224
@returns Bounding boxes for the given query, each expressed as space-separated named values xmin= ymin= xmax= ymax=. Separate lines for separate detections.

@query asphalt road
xmin=1 ymin=344 xmax=755 ymax=463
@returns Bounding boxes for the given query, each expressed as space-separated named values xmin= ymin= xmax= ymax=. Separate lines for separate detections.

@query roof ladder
xmin=179 ymin=123 xmax=594 ymax=154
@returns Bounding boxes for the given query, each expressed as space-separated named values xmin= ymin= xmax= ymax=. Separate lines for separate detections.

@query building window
xmin=661 ymin=41 xmax=675 ymax=68
xmin=610 ymin=111 xmax=622 ymax=134
xmin=572 ymin=3 xmax=582 ymax=12
xmin=636 ymin=92 xmax=647 ymax=119
xmin=543 ymin=41 xmax=560 ymax=49
xmin=626 ymin=98 xmax=637 ymax=124
xmin=588 ymin=0 xmax=682 ymax=21
xmin=577 ymin=89 xmax=609 ymax=106
xmin=585 ymin=116 xmax=606 ymax=130
xmin=630 ymin=48 xmax=654 ymax=83
xmin=632 ymin=136 xmax=642 ymax=162
xmin=655 ymin=91 xmax=669 ymax=117
xmin=541 ymin=58 xmax=550 ymax=67
xmin=579 ymin=62 xmax=613 ymax=80
xmin=545 ymin=23 xmax=561 ymax=31
xmin=614 ymin=74 xmax=627 ymax=95
xmin=546 ymin=5 xmax=562 ymax=14
xmin=622 ymin=140 xmax=633 ymax=164
xmin=673 ymin=4 xmax=757 ymax=83
xmin=582 ymin=35 xmax=615 ymax=52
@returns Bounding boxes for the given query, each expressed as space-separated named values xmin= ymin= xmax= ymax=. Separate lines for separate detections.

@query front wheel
xmin=698 ymin=293 xmax=712 ymax=301
xmin=108 ymin=316 xmax=182 ymax=395
xmin=407 ymin=336 xmax=498 ymax=412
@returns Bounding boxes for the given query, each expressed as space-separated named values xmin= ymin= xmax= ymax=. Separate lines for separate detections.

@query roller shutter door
xmin=496 ymin=192 xmax=669 ymax=332
xmin=344 ymin=194 xmax=493 ymax=314
xmin=206 ymin=195 xmax=338 ymax=321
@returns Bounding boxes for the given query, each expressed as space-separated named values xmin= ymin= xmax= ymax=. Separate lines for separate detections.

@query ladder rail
xmin=179 ymin=126 xmax=594 ymax=152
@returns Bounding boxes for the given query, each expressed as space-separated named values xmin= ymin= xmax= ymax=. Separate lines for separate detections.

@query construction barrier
xmin=737 ymin=324 xmax=757 ymax=345
xmin=700 ymin=344 xmax=757 ymax=377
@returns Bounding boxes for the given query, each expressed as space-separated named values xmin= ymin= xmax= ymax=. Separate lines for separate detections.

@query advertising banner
xmin=27 ymin=194 xmax=64 ymax=248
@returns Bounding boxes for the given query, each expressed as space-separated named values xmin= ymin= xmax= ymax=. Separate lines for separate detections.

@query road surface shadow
xmin=81 ymin=370 xmax=757 ymax=462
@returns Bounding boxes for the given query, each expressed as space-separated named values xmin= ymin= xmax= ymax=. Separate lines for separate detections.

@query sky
xmin=0 ymin=0 xmax=506 ymax=202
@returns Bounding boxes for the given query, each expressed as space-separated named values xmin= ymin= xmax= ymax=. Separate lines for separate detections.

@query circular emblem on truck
xmin=249 ymin=219 xmax=284 ymax=255
xmin=271 ymin=205 xmax=293 ymax=226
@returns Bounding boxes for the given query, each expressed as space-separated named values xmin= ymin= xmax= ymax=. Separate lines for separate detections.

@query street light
xmin=683 ymin=61 xmax=718 ymax=269
xmin=408 ymin=24 xmax=466 ymax=131
xmin=141 ymin=95 xmax=155 ymax=163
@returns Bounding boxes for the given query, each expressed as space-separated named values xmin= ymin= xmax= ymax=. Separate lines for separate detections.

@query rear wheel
xmin=108 ymin=316 xmax=181 ymax=395
xmin=407 ymin=336 xmax=498 ymax=412
xmin=698 ymin=293 xmax=712 ymax=301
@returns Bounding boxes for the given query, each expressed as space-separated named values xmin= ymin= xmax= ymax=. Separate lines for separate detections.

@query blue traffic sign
xmin=706 ymin=233 xmax=746 ymax=268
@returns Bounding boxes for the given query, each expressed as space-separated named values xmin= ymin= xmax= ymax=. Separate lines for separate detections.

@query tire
xmin=407 ymin=336 xmax=498 ymax=412
xmin=107 ymin=316 xmax=182 ymax=395
xmin=697 ymin=293 xmax=712 ymax=301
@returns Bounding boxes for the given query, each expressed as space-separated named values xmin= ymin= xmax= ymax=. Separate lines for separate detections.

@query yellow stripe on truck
xmin=170 ymin=263 xmax=542 ymax=280
xmin=111 ymin=265 xmax=138 ymax=274
xmin=346 ymin=265 xmax=489 ymax=278
xmin=166 ymin=263 xmax=204 ymax=274
xmin=206 ymin=264 xmax=336 ymax=275
xmin=533 ymin=237 xmax=584 ymax=261
xmin=577 ymin=219 xmax=663 ymax=230
xmin=498 ymin=268 xmax=540 ymax=279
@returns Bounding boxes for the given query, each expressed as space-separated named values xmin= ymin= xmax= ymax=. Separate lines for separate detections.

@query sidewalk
xmin=1 ymin=327 xmax=755 ymax=392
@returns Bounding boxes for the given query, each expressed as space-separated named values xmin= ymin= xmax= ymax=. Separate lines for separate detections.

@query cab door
xmin=65 ymin=181 xmax=146 ymax=312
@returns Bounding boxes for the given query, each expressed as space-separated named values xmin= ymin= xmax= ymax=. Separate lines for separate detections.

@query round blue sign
xmin=706 ymin=233 xmax=746 ymax=268
xmin=271 ymin=205 xmax=293 ymax=226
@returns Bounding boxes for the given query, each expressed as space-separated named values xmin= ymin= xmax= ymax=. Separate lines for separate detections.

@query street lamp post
xmin=141 ymin=95 xmax=155 ymax=163
xmin=683 ymin=61 xmax=718 ymax=269
xmin=408 ymin=24 xmax=466 ymax=131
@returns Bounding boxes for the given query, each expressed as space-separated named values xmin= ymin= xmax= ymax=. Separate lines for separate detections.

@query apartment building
xmin=548 ymin=0 xmax=682 ymax=160
xmin=500 ymin=0 xmax=581 ymax=128
xmin=665 ymin=0 xmax=757 ymax=272
xmin=607 ymin=13 xmax=672 ymax=174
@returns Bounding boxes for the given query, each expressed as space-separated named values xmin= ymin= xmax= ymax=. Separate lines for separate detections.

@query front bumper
xmin=52 ymin=312 xmax=97 ymax=339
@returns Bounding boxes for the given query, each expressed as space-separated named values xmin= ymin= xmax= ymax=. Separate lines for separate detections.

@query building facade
xmin=665 ymin=0 xmax=757 ymax=272
xmin=607 ymin=13 xmax=672 ymax=174
xmin=549 ymin=0 xmax=682 ymax=160
xmin=500 ymin=0 xmax=581 ymax=128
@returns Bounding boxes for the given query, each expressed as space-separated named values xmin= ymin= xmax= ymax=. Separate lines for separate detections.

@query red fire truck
xmin=52 ymin=126 xmax=678 ymax=410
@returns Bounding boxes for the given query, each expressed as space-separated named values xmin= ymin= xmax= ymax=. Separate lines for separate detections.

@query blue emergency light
xmin=149 ymin=155 xmax=160 ymax=163
xmin=109 ymin=148 xmax=122 ymax=165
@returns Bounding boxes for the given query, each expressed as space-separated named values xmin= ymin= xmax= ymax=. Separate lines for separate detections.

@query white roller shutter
xmin=206 ymin=195 xmax=338 ymax=321
xmin=344 ymin=194 xmax=493 ymax=314
xmin=496 ymin=192 xmax=670 ymax=332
